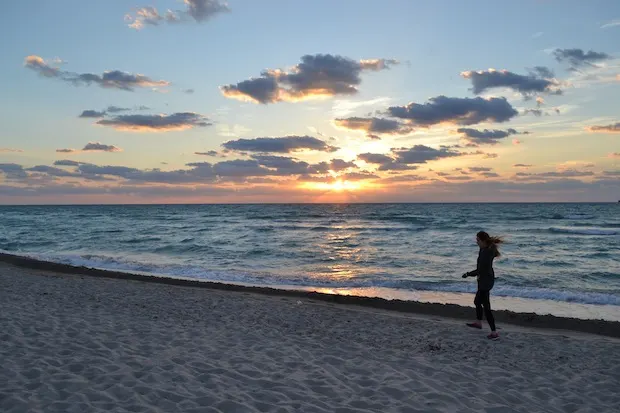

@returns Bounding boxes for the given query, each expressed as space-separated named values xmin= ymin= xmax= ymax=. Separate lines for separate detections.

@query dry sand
xmin=1 ymin=261 xmax=620 ymax=413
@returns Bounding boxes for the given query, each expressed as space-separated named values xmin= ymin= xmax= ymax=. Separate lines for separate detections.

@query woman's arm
xmin=462 ymin=269 xmax=479 ymax=278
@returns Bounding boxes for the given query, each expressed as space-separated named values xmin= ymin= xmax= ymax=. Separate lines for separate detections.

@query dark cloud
xmin=457 ymin=128 xmax=521 ymax=146
xmin=469 ymin=167 xmax=493 ymax=172
xmin=0 ymin=148 xmax=23 ymax=153
xmin=392 ymin=145 xmax=462 ymax=164
xmin=195 ymin=150 xmax=221 ymax=157
xmin=221 ymin=54 xmax=397 ymax=104
xmin=514 ymin=164 xmax=533 ymax=168
xmin=78 ymin=163 xmax=216 ymax=184
xmin=0 ymin=163 xmax=28 ymax=179
xmin=333 ymin=117 xmax=412 ymax=136
xmin=96 ymin=113 xmax=211 ymax=132
xmin=184 ymin=89 xmax=195 ymax=94
xmin=54 ymin=160 xmax=83 ymax=166
xmin=27 ymin=165 xmax=82 ymax=177
xmin=106 ymin=106 xmax=131 ymax=113
xmin=517 ymin=170 xmax=595 ymax=179
xmin=82 ymin=142 xmax=122 ymax=152
xmin=126 ymin=0 xmax=230 ymax=29
xmin=222 ymin=136 xmax=338 ymax=153
xmin=387 ymin=96 xmax=518 ymax=126
xmin=79 ymin=110 xmax=106 ymax=118
xmin=80 ymin=106 xmax=144 ymax=118
xmin=553 ymin=48 xmax=611 ymax=68
xmin=357 ymin=153 xmax=419 ymax=171
xmin=56 ymin=148 xmax=76 ymax=153
xmin=481 ymin=172 xmax=500 ymax=178
xmin=381 ymin=174 xmax=426 ymax=183
xmin=210 ymin=160 xmax=272 ymax=177
xmin=250 ymin=155 xmax=311 ymax=175
xmin=587 ymin=122 xmax=620 ymax=133
xmin=461 ymin=68 xmax=561 ymax=96
xmin=25 ymin=56 xmax=169 ymax=91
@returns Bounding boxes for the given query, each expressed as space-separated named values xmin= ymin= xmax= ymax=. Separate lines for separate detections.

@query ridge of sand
xmin=1 ymin=262 xmax=620 ymax=413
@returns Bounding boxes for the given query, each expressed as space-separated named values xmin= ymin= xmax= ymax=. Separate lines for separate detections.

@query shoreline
xmin=2 ymin=252 xmax=619 ymax=338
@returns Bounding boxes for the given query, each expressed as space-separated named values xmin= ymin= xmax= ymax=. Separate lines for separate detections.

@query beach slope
xmin=1 ymin=262 xmax=619 ymax=413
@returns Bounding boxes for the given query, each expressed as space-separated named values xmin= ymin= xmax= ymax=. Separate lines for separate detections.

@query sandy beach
xmin=2 ymin=260 xmax=620 ymax=413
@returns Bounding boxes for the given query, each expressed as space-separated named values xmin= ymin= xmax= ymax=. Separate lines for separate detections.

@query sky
xmin=1 ymin=0 xmax=619 ymax=204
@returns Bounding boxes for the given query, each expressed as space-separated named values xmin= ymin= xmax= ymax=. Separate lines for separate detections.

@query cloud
xmin=53 ymin=160 xmax=83 ymax=166
xmin=184 ymin=89 xmax=195 ymax=94
xmin=27 ymin=165 xmax=82 ymax=178
xmin=514 ymin=164 xmax=533 ymax=168
xmin=79 ymin=110 xmax=106 ymax=118
xmin=222 ymin=136 xmax=338 ymax=153
xmin=553 ymin=48 xmax=611 ymax=68
xmin=469 ymin=167 xmax=492 ymax=172
xmin=56 ymin=148 xmax=76 ymax=153
xmin=195 ymin=150 xmax=221 ymax=157
xmin=381 ymin=174 xmax=426 ymax=183
xmin=601 ymin=19 xmax=620 ymax=29
xmin=82 ymin=142 xmax=122 ymax=152
xmin=249 ymin=155 xmax=311 ymax=175
xmin=516 ymin=170 xmax=595 ymax=179
xmin=587 ymin=122 xmax=620 ymax=133
xmin=461 ymin=68 xmax=561 ymax=97
xmin=221 ymin=54 xmax=397 ymax=104
xmin=333 ymin=117 xmax=412 ymax=136
xmin=211 ymin=160 xmax=273 ymax=177
xmin=387 ymin=96 xmax=518 ymax=127
xmin=603 ymin=170 xmax=620 ymax=176
xmin=24 ymin=55 xmax=169 ymax=91
xmin=96 ymin=112 xmax=211 ymax=132
xmin=0 ymin=148 xmax=23 ymax=153
xmin=80 ymin=106 xmax=147 ymax=118
xmin=126 ymin=1 xmax=229 ymax=30
xmin=608 ymin=152 xmax=620 ymax=159
xmin=357 ymin=152 xmax=418 ymax=171
xmin=339 ymin=171 xmax=379 ymax=181
xmin=0 ymin=163 xmax=28 ymax=179
xmin=457 ymin=127 xmax=521 ymax=146
xmin=106 ymin=106 xmax=132 ymax=113
xmin=393 ymin=145 xmax=462 ymax=164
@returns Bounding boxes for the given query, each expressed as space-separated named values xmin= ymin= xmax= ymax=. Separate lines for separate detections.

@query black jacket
xmin=465 ymin=246 xmax=496 ymax=291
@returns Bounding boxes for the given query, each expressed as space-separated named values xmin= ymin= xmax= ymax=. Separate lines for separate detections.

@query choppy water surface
xmin=1 ymin=203 xmax=619 ymax=307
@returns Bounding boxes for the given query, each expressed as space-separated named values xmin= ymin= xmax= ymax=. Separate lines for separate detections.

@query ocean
xmin=1 ymin=203 xmax=619 ymax=318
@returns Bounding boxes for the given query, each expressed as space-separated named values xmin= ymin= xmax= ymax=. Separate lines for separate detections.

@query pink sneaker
xmin=487 ymin=332 xmax=500 ymax=340
xmin=466 ymin=322 xmax=482 ymax=329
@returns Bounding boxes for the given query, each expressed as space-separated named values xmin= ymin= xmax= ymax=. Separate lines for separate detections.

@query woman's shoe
xmin=487 ymin=332 xmax=500 ymax=340
xmin=466 ymin=322 xmax=482 ymax=329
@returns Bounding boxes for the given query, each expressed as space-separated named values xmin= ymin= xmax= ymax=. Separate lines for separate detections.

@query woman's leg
xmin=474 ymin=290 xmax=483 ymax=321
xmin=480 ymin=290 xmax=496 ymax=332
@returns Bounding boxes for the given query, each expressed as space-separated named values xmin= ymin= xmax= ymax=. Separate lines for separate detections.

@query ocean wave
xmin=549 ymin=227 xmax=619 ymax=236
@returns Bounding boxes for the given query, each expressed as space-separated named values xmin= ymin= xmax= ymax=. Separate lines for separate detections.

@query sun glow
xmin=301 ymin=179 xmax=366 ymax=192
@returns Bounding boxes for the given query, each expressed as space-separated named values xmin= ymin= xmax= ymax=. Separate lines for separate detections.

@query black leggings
xmin=474 ymin=290 xmax=496 ymax=331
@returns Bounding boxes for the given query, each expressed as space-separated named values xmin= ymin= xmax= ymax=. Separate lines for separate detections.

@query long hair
xmin=477 ymin=231 xmax=503 ymax=257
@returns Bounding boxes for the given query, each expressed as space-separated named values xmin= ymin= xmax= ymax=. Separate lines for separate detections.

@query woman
xmin=462 ymin=231 xmax=503 ymax=340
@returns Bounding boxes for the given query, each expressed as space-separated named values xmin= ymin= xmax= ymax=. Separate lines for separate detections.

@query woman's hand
xmin=462 ymin=273 xmax=469 ymax=278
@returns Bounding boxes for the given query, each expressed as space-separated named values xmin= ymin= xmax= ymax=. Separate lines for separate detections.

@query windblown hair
xmin=477 ymin=231 xmax=503 ymax=257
